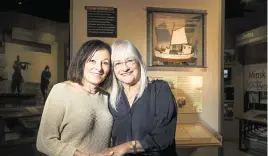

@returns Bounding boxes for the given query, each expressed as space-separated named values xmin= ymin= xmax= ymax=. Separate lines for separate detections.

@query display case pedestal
xmin=175 ymin=122 xmax=222 ymax=147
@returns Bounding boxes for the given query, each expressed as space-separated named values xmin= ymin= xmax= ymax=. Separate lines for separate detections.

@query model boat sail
xmin=154 ymin=25 xmax=195 ymax=62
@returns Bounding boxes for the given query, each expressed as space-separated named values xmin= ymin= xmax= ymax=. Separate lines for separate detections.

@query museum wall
xmin=71 ymin=0 xmax=222 ymax=126
xmin=0 ymin=12 xmax=68 ymax=102
xmin=5 ymin=41 xmax=58 ymax=84
xmin=55 ymin=23 xmax=70 ymax=82
xmin=71 ymin=0 xmax=223 ymax=155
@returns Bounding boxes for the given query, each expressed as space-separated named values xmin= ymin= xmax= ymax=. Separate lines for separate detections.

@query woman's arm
xmin=138 ymin=81 xmax=177 ymax=152
xmin=36 ymin=85 xmax=77 ymax=156
xmin=104 ymin=140 xmax=143 ymax=154
xmin=74 ymin=150 xmax=88 ymax=156
xmin=74 ymin=149 xmax=114 ymax=156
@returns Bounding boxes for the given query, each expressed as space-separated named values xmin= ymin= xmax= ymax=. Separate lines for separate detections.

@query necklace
xmin=72 ymin=82 xmax=98 ymax=94
xmin=67 ymin=81 xmax=98 ymax=94
xmin=124 ymin=83 xmax=140 ymax=105
xmin=125 ymin=91 xmax=138 ymax=105
xmin=82 ymin=86 xmax=98 ymax=94
xmin=126 ymin=93 xmax=137 ymax=99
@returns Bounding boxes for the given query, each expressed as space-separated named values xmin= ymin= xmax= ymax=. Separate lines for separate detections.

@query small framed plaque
xmin=85 ymin=6 xmax=117 ymax=38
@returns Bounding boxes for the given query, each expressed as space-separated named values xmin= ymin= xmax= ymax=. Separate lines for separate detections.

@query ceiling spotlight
xmin=16 ymin=0 xmax=26 ymax=5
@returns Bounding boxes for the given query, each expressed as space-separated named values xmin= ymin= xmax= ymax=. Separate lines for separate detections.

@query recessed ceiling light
xmin=16 ymin=0 xmax=28 ymax=5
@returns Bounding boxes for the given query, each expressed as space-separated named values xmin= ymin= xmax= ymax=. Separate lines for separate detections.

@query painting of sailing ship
xmin=152 ymin=12 xmax=204 ymax=66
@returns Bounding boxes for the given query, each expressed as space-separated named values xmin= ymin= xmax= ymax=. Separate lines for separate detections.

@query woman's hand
xmin=104 ymin=142 xmax=131 ymax=156
xmin=75 ymin=150 xmax=113 ymax=156
xmin=89 ymin=151 xmax=114 ymax=156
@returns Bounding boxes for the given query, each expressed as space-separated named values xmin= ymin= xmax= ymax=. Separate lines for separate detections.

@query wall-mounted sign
xmin=85 ymin=6 xmax=117 ymax=38
xmin=236 ymin=25 xmax=267 ymax=46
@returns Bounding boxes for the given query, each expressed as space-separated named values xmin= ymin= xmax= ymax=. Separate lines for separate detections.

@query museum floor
xmin=224 ymin=141 xmax=252 ymax=156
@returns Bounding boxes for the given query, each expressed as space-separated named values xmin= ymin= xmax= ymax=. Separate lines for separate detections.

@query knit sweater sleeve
xmin=36 ymin=84 xmax=77 ymax=156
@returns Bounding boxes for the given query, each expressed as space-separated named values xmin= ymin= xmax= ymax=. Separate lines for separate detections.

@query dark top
xmin=41 ymin=71 xmax=51 ymax=85
xmin=109 ymin=80 xmax=178 ymax=156
xmin=12 ymin=61 xmax=23 ymax=80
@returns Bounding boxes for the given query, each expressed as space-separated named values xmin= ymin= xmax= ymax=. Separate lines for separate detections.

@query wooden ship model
xmin=154 ymin=23 xmax=196 ymax=63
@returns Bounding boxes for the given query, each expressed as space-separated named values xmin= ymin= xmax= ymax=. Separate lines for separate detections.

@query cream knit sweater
xmin=36 ymin=82 xmax=113 ymax=156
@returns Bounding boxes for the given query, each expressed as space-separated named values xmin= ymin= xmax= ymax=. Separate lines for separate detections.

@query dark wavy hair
xmin=67 ymin=40 xmax=112 ymax=90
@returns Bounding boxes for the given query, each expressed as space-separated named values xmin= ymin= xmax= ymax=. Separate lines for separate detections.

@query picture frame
xmin=248 ymin=91 xmax=259 ymax=104
xmin=146 ymin=7 xmax=207 ymax=71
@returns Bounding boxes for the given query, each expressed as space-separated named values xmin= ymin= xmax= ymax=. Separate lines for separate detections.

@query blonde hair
xmin=109 ymin=40 xmax=148 ymax=110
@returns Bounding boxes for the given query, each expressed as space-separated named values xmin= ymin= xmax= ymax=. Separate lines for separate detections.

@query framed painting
xmin=147 ymin=7 xmax=207 ymax=71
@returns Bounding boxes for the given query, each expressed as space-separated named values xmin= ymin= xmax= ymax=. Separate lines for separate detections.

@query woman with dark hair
xmin=36 ymin=40 xmax=114 ymax=156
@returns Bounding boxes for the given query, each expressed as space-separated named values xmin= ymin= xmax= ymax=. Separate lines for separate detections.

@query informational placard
xmin=244 ymin=63 xmax=267 ymax=105
xmin=244 ymin=63 xmax=267 ymax=92
xmin=85 ymin=6 xmax=117 ymax=38
xmin=148 ymin=75 xmax=203 ymax=113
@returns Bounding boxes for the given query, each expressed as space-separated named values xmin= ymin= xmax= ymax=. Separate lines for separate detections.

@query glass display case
xmin=175 ymin=121 xmax=222 ymax=147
